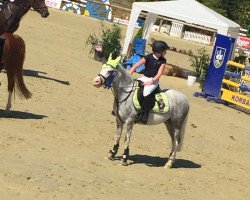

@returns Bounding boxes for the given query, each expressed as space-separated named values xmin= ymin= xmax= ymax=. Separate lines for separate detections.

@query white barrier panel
xmin=183 ymin=31 xmax=211 ymax=45
xmin=160 ymin=24 xmax=170 ymax=34
xmin=113 ymin=18 xmax=129 ymax=26
xmin=113 ymin=17 xmax=140 ymax=28
xmin=169 ymin=22 xmax=183 ymax=38
xmin=150 ymin=24 xmax=170 ymax=34
xmin=45 ymin=0 xmax=62 ymax=9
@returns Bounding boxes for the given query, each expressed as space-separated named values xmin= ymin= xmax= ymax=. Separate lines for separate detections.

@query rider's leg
xmin=140 ymin=94 xmax=151 ymax=124
xmin=139 ymin=79 xmax=159 ymax=124
xmin=136 ymin=76 xmax=159 ymax=123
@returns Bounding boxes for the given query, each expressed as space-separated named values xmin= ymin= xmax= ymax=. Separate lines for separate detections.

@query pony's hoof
xmin=107 ymin=152 xmax=115 ymax=161
xmin=120 ymin=158 xmax=128 ymax=166
xmin=164 ymin=161 xmax=173 ymax=169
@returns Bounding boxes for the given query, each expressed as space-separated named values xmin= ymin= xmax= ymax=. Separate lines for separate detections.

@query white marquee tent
xmin=122 ymin=0 xmax=240 ymax=55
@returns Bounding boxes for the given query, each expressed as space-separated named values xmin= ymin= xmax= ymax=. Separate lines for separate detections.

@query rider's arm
xmin=128 ymin=57 xmax=146 ymax=75
xmin=144 ymin=64 xmax=165 ymax=86
xmin=152 ymin=63 xmax=165 ymax=82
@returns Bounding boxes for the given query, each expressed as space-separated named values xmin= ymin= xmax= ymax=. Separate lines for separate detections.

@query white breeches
xmin=138 ymin=76 xmax=159 ymax=96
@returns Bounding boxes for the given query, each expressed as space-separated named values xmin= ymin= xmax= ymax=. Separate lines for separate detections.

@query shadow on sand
xmin=124 ymin=154 xmax=201 ymax=168
xmin=23 ymin=69 xmax=70 ymax=85
xmin=0 ymin=109 xmax=47 ymax=119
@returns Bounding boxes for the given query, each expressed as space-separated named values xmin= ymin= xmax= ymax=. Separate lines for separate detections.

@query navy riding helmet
xmin=152 ymin=40 xmax=170 ymax=53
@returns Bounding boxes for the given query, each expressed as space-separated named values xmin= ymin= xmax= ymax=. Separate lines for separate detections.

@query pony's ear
xmin=106 ymin=53 xmax=121 ymax=68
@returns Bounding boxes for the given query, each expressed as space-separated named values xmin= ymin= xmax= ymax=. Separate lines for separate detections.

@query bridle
xmin=30 ymin=0 xmax=47 ymax=13
xmin=97 ymin=63 xmax=118 ymax=89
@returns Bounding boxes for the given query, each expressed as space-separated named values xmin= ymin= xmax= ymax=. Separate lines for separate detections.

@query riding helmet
xmin=152 ymin=40 xmax=169 ymax=53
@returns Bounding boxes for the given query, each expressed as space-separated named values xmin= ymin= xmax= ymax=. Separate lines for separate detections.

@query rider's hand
xmin=144 ymin=79 xmax=154 ymax=86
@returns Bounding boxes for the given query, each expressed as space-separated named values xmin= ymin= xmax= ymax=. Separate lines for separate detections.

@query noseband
xmin=97 ymin=62 xmax=119 ymax=89
xmin=98 ymin=70 xmax=118 ymax=89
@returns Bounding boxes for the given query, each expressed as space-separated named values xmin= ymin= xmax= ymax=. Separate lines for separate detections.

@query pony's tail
xmin=177 ymin=112 xmax=188 ymax=152
xmin=14 ymin=35 xmax=32 ymax=99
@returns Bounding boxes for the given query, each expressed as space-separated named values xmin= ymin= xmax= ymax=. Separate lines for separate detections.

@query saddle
xmin=133 ymin=80 xmax=169 ymax=113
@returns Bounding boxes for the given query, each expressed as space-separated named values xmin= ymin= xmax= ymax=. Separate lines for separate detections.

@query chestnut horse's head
xmin=32 ymin=0 xmax=49 ymax=18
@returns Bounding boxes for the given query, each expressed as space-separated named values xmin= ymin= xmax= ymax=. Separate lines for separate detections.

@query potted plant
xmin=85 ymin=22 xmax=122 ymax=62
xmin=189 ymin=47 xmax=210 ymax=89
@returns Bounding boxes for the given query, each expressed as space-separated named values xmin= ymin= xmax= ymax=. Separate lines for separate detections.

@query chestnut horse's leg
xmin=6 ymin=70 xmax=15 ymax=112
xmin=6 ymin=91 xmax=12 ymax=112
xmin=2 ymin=33 xmax=31 ymax=112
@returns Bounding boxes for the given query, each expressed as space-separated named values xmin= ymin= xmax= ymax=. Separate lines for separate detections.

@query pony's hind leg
xmin=107 ymin=118 xmax=124 ymax=160
xmin=164 ymin=114 xmax=188 ymax=168
xmin=165 ymin=127 xmax=180 ymax=168
xmin=164 ymin=119 xmax=176 ymax=168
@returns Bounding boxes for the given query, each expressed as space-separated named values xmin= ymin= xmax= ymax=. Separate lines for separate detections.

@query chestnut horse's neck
xmin=0 ymin=0 xmax=32 ymax=34
xmin=9 ymin=0 xmax=33 ymax=18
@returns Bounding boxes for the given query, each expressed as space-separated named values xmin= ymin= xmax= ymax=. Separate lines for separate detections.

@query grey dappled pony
xmin=93 ymin=62 xmax=189 ymax=168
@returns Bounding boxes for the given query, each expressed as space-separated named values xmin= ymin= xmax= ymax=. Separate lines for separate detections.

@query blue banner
xmin=203 ymin=34 xmax=235 ymax=98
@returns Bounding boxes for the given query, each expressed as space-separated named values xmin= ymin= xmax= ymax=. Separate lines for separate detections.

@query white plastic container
xmin=187 ymin=76 xmax=197 ymax=86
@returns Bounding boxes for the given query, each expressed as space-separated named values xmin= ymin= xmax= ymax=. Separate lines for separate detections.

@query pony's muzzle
xmin=92 ymin=76 xmax=102 ymax=88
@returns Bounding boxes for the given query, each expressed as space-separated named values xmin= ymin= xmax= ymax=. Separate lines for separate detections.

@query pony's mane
xmin=117 ymin=64 xmax=134 ymax=84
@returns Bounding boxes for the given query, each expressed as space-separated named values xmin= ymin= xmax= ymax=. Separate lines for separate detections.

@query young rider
xmin=128 ymin=40 xmax=169 ymax=124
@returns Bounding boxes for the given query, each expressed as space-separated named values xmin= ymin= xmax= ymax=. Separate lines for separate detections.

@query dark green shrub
xmin=85 ymin=22 xmax=122 ymax=60
xmin=189 ymin=48 xmax=210 ymax=89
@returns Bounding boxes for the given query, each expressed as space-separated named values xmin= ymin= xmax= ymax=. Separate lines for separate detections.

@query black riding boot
xmin=140 ymin=94 xmax=151 ymax=124
xmin=0 ymin=36 xmax=5 ymax=72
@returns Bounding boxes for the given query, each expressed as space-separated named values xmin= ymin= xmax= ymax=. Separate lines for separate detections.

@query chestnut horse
xmin=0 ymin=0 xmax=49 ymax=112
xmin=0 ymin=0 xmax=49 ymax=34
xmin=1 ymin=32 xmax=31 ymax=112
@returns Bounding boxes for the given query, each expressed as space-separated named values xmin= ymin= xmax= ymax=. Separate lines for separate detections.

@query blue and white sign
xmin=213 ymin=46 xmax=226 ymax=68
xmin=203 ymin=34 xmax=235 ymax=98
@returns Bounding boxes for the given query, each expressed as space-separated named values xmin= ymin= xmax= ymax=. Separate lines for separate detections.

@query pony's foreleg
xmin=6 ymin=91 xmax=12 ymax=113
xmin=107 ymin=118 xmax=124 ymax=160
xmin=120 ymin=123 xmax=134 ymax=166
